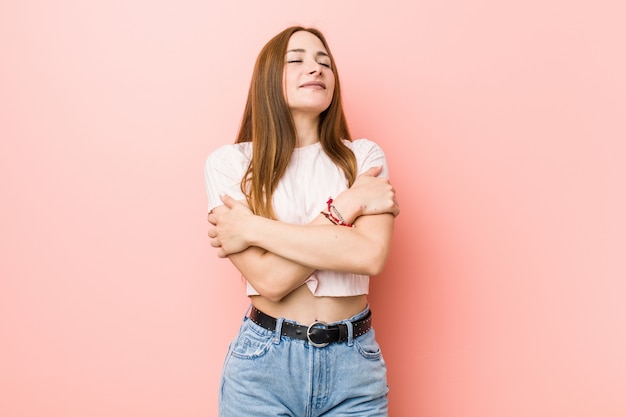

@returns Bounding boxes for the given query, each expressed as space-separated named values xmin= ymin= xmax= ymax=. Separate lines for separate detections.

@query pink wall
xmin=1 ymin=1 xmax=625 ymax=416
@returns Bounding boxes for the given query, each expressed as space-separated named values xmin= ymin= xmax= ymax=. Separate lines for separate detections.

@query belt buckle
xmin=306 ymin=321 xmax=329 ymax=348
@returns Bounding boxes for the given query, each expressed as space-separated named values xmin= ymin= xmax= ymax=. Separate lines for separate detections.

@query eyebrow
xmin=286 ymin=48 xmax=329 ymax=57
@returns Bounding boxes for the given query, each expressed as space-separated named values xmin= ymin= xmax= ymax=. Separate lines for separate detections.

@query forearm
xmin=246 ymin=212 xmax=394 ymax=276
xmin=227 ymin=248 xmax=312 ymax=302
xmin=209 ymin=174 xmax=397 ymax=299
xmin=224 ymin=211 xmax=341 ymax=302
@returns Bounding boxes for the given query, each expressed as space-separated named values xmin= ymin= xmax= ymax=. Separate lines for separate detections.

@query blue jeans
xmin=218 ymin=306 xmax=389 ymax=416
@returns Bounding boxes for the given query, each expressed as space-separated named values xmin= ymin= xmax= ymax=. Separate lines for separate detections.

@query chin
xmin=291 ymin=102 xmax=332 ymax=114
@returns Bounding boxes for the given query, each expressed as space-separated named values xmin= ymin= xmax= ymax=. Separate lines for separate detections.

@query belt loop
xmin=273 ymin=317 xmax=284 ymax=345
xmin=342 ymin=318 xmax=355 ymax=346
xmin=243 ymin=304 xmax=252 ymax=322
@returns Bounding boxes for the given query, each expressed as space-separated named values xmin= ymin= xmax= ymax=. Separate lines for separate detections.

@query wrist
xmin=245 ymin=214 xmax=263 ymax=247
xmin=321 ymin=197 xmax=356 ymax=228
xmin=328 ymin=193 xmax=362 ymax=223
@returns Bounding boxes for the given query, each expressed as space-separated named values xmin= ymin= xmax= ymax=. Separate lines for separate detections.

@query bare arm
xmin=209 ymin=205 xmax=330 ymax=302
xmin=218 ymin=201 xmax=394 ymax=275
xmin=207 ymin=166 xmax=398 ymax=301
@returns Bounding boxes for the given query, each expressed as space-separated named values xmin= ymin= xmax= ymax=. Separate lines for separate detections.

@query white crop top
xmin=204 ymin=139 xmax=389 ymax=297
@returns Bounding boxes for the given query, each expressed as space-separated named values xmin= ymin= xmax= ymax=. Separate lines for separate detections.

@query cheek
xmin=284 ymin=72 xmax=297 ymax=95
xmin=327 ymin=78 xmax=336 ymax=100
xmin=282 ymin=72 xmax=291 ymax=101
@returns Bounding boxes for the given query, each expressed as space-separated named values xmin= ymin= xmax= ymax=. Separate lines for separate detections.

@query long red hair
xmin=236 ymin=26 xmax=357 ymax=219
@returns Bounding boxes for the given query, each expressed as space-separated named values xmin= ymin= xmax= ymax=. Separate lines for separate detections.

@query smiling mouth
xmin=300 ymin=81 xmax=326 ymax=89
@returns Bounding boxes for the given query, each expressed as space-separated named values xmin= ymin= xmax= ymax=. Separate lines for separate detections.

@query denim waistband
xmin=247 ymin=304 xmax=371 ymax=327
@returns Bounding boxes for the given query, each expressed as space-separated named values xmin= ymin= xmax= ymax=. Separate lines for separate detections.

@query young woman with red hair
xmin=205 ymin=26 xmax=399 ymax=416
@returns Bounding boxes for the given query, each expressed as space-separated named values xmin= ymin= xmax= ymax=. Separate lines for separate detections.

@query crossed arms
xmin=207 ymin=166 xmax=399 ymax=302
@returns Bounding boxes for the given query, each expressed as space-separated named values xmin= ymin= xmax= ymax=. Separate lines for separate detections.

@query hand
xmin=207 ymin=195 xmax=255 ymax=257
xmin=206 ymin=207 xmax=223 ymax=251
xmin=339 ymin=166 xmax=400 ymax=218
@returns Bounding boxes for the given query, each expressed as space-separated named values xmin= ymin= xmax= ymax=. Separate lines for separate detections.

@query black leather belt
xmin=248 ymin=306 xmax=373 ymax=348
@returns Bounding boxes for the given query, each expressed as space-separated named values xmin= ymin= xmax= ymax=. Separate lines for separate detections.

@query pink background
xmin=1 ymin=1 xmax=625 ymax=416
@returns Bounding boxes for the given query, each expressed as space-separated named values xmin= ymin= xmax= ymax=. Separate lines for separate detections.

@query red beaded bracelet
xmin=321 ymin=197 xmax=354 ymax=228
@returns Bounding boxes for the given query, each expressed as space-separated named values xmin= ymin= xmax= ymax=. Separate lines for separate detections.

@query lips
xmin=299 ymin=81 xmax=326 ymax=89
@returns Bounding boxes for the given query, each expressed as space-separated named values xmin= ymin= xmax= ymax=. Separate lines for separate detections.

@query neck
xmin=292 ymin=112 xmax=320 ymax=147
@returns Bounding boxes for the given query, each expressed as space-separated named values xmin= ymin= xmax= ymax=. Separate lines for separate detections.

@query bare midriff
xmin=250 ymin=285 xmax=367 ymax=325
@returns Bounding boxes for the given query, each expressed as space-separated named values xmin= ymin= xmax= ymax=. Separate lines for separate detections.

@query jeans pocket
xmin=230 ymin=321 xmax=274 ymax=360
xmin=354 ymin=329 xmax=382 ymax=361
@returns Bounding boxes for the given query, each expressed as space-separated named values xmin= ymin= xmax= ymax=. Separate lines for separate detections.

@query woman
xmin=205 ymin=26 xmax=399 ymax=416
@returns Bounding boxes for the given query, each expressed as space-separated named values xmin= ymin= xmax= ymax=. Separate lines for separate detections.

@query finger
xmin=220 ymin=194 xmax=235 ymax=208
xmin=392 ymin=202 xmax=400 ymax=217
xmin=359 ymin=165 xmax=383 ymax=177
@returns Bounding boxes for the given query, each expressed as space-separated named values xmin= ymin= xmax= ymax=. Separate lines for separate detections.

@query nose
xmin=308 ymin=61 xmax=323 ymax=75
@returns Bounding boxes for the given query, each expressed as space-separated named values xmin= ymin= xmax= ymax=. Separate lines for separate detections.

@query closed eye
xmin=286 ymin=59 xmax=331 ymax=69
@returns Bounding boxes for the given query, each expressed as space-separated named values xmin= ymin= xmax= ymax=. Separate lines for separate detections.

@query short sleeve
xmin=204 ymin=144 xmax=249 ymax=211
xmin=349 ymin=139 xmax=390 ymax=178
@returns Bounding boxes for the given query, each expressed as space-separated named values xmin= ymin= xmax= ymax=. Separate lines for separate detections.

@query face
xmin=283 ymin=31 xmax=336 ymax=117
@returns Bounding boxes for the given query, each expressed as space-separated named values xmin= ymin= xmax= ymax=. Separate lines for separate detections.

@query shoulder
xmin=342 ymin=138 xmax=385 ymax=156
xmin=342 ymin=138 xmax=387 ymax=162
xmin=205 ymin=142 xmax=252 ymax=168
xmin=206 ymin=142 xmax=252 ymax=160
xmin=342 ymin=138 xmax=389 ymax=176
